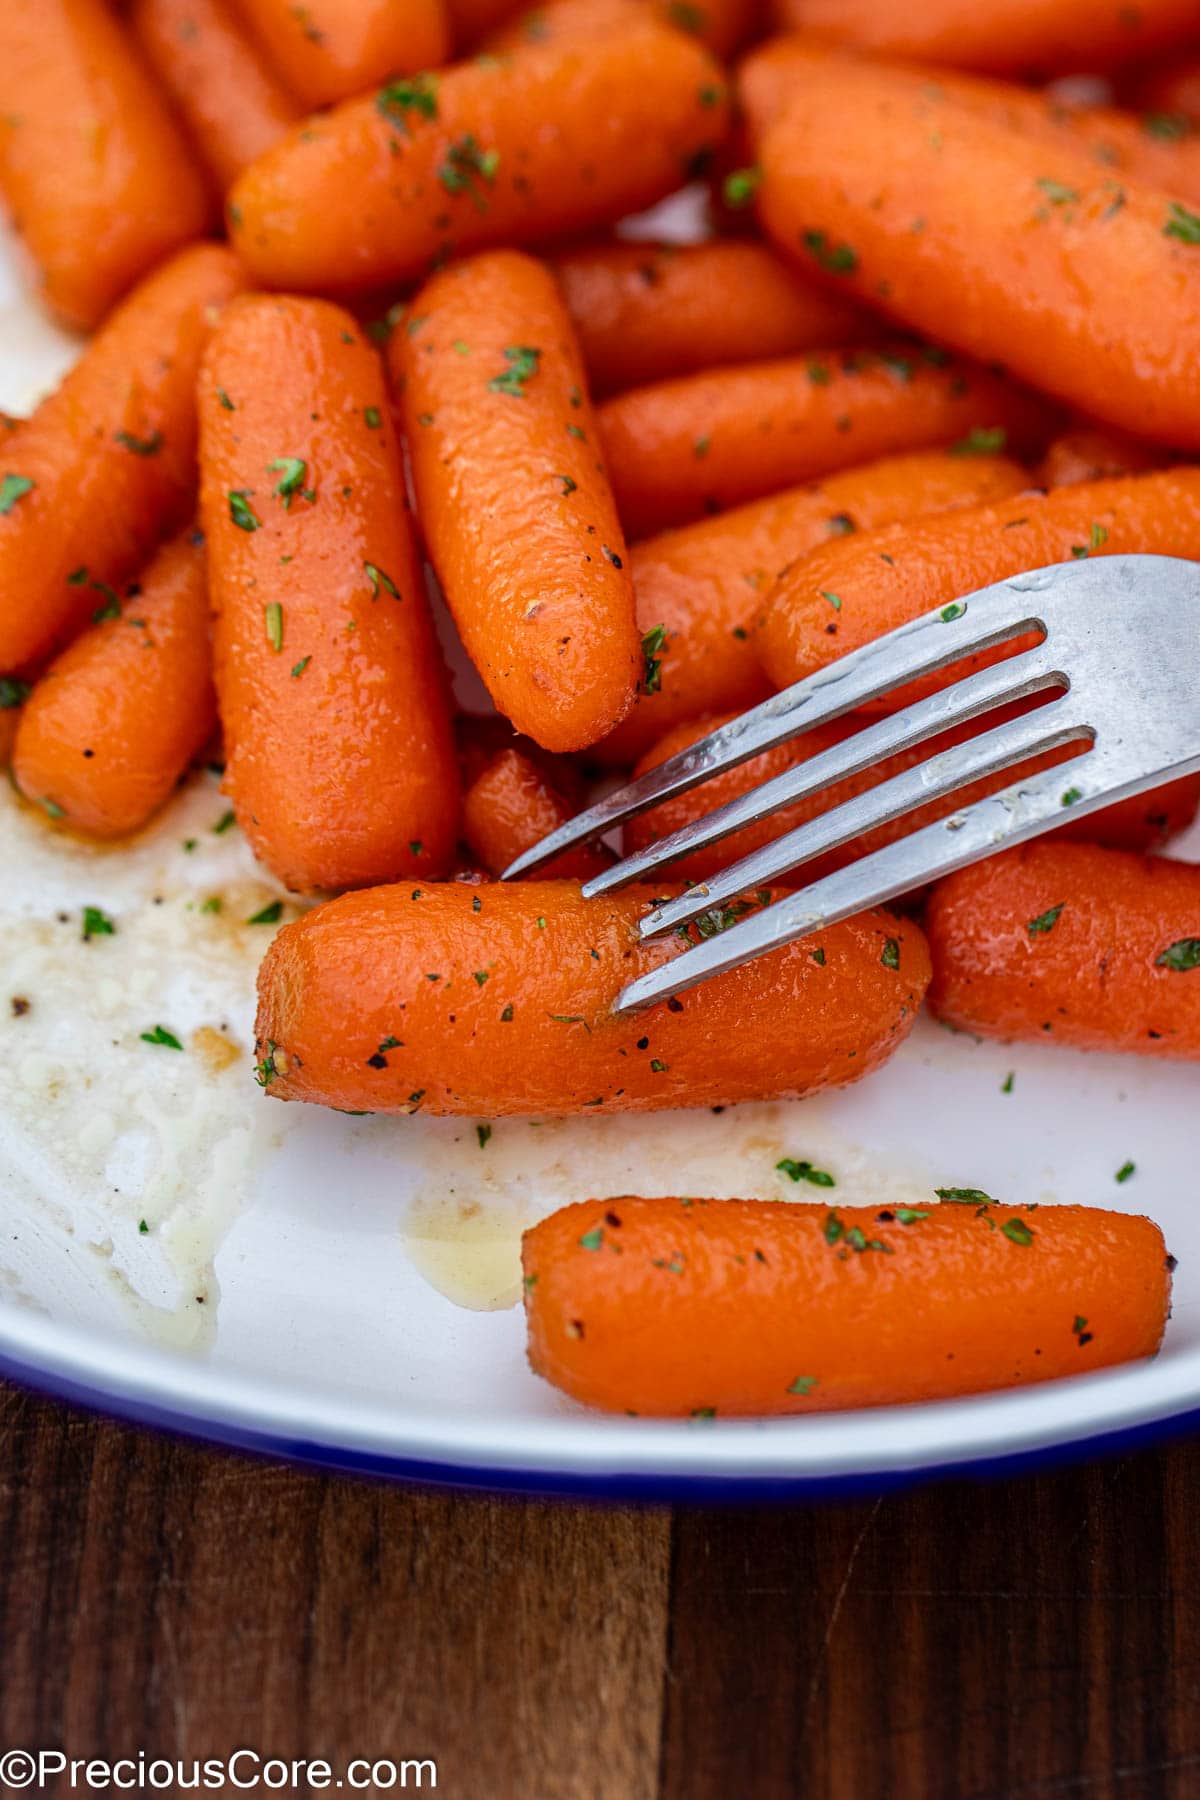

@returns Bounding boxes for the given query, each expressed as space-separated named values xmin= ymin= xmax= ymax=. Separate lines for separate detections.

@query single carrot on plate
xmin=12 ymin=530 xmax=215 ymax=838
xmin=227 ymin=18 xmax=729 ymax=294
xmin=1036 ymin=427 xmax=1163 ymax=489
xmin=199 ymin=295 xmax=459 ymax=892
xmin=927 ymin=841 xmax=1200 ymax=1059
xmin=0 ymin=0 xmax=213 ymax=329
xmin=254 ymin=882 xmax=930 ymax=1114
xmin=463 ymin=749 xmax=613 ymax=880
xmin=0 ymin=243 xmax=247 ymax=677
xmin=228 ymin=0 xmax=449 ymax=108
xmin=396 ymin=249 xmax=641 ymax=753
xmin=523 ymin=1195 xmax=1172 ymax=1414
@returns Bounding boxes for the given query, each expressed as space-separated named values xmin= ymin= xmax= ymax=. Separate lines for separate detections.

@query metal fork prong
xmin=582 ymin=647 xmax=1060 ymax=899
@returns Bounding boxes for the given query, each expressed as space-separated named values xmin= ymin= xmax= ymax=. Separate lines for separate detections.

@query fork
xmin=501 ymin=554 xmax=1200 ymax=1014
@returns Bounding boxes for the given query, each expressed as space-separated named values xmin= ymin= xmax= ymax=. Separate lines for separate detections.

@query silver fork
xmin=502 ymin=554 xmax=1200 ymax=1014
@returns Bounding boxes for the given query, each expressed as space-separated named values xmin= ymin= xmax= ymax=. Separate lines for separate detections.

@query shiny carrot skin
xmin=12 ymin=530 xmax=215 ymax=839
xmin=756 ymin=57 xmax=1200 ymax=446
xmin=228 ymin=0 xmax=448 ymax=107
xmin=597 ymin=349 xmax=1051 ymax=536
xmin=199 ymin=295 xmax=459 ymax=892
xmin=927 ymin=841 xmax=1200 ymax=1059
xmin=463 ymin=749 xmax=613 ymax=880
xmin=594 ymin=447 xmax=1028 ymax=767
xmin=130 ymin=0 xmax=301 ymax=192
xmin=0 ymin=0 xmax=212 ymax=330
xmin=0 ymin=244 xmax=247 ymax=677
xmin=396 ymin=250 xmax=640 ymax=753
xmin=254 ymin=882 xmax=930 ymax=1115
xmin=487 ymin=0 xmax=761 ymax=58
xmin=523 ymin=1196 xmax=1171 ymax=1415
xmin=228 ymin=19 xmax=729 ymax=295
xmin=456 ymin=713 xmax=586 ymax=807
xmin=1036 ymin=428 xmax=1162 ymax=489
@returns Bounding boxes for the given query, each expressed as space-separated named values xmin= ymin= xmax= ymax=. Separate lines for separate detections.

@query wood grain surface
xmin=3 ymin=1379 xmax=1200 ymax=1798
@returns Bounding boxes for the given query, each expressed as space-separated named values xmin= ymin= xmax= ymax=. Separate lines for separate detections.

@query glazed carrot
xmin=397 ymin=250 xmax=640 ymax=753
xmin=254 ymin=882 xmax=929 ymax=1115
xmin=228 ymin=0 xmax=448 ymax=108
xmin=597 ymin=348 xmax=1051 ymax=536
xmin=199 ymin=295 xmax=459 ymax=892
xmin=927 ymin=841 xmax=1200 ymax=1059
xmin=523 ymin=1195 xmax=1171 ymax=1415
xmin=130 ymin=0 xmax=301 ymax=192
xmin=227 ymin=19 xmax=730 ymax=295
xmin=487 ymin=0 xmax=760 ymax=58
xmin=463 ymin=749 xmax=613 ymax=880
xmin=456 ymin=713 xmax=586 ymax=806
xmin=1036 ymin=428 xmax=1162 ymax=489
xmin=594 ymin=447 xmax=1028 ymax=767
xmin=0 ymin=244 xmax=247 ymax=677
xmin=757 ymin=467 xmax=1200 ymax=707
xmin=12 ymin=530 xmax=215 ymax=838
xmin=552 ymin=240 xmax=871 ymax=397
xmin=0 ymin=0 xmax=213 ymax=330
xmin=1130 ymin=59 xmax=1200 ymax=125
xmin=756 ymin=56 xmax=1200 ymax=446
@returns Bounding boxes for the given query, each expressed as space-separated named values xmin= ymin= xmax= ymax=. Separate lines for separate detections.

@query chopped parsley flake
xmin=776 ymin=1157 xmax=835 ymax=1187
xmin=114 ymin=429 xmax=163 ymax=457
xmin=364 ymin=406 xmax=382 ymax=429
xmin=487 ymin=345 xmax=541 ymax=396
xmin=787 ymin=1375 xmax=818 ymax=1396
xmin=376 ymin=74 xmax=439 ymax=131
xmin=1155 ymin=937 xmax=1200 ymax=971
xmin=1164 ymin=201 xmax=1200 ymax=244
xmin=477 ymin=1123 xmax=492 ymax=1149
xmin=1061 ymin=787 xmax=1082 ymax=806
xmin=140 ymin=1024 xmax=183 ymax=1050
xmin=820 ymin=590 xmax=842 ymax=611
xmin=802 ymin=229 xmax=858 ymax=274
xmin=247 ymin=900 xmax=283 ymax=925
xmin=267 ymin=457 xmax=309 ymax=507
xmin=722 ymin=166 xmax=761 ymax=208
xmin=880 ymin=937 xmax=900 ymax=969
xmin=364 ymin=561 xmax=400 ymax=599
xmin=1002 ymin=1217 xmax=1034 ymax=1246
xmin=291 ymin=656 xmax=311 ymax=679
xmin=1026 ymin=902 xmax=1065 ymax=935
xmin=264 ymin=601 xmax=284 ymax=652
xmin=641 ymin=623 xmax=667 ymax=693
xmin=578 ymin=1225 xmax=604 ymax=1251
xmin=940 ymin=601 xmax=966 ymax=622
xmin=82 ymin=905 xmax=115 ymax=940
xmin=935 ymin=1186 xmax=996 ymax=1203
xmin=0 ymin=677 xmax=31 ymax=709
xmin=439 ymin=134 xmax=499 ymax=206
xmin=229 ymin=491 xmax=260 ymax=532
xmin=0 ymin=473 xmax=34 ymax=513
xmin=950 ymin=427 xmax=1006 ymax=456
xmin=1116 ymin=1159 xmax=1136 ymax=1183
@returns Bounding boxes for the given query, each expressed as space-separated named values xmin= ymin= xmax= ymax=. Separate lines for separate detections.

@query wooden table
xmin=3 ymin=1380 xmax=1199 ymax=1799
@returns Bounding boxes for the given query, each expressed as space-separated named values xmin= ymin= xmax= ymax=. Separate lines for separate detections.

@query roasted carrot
xmin=1036 ymin=427 xmax=1162 ymax=489
xmin=756 ymin=55 xmax=1200 ymax=446
xmin=0 ymin=244 xmax=247 ymax=678
xmin=1130 ymin=58 xmax=1200 ymax=125
xmin=523 ymin=1195 xmax=1171 ymax=1415
xmin=487 ymin=0 xmax=760 ymax=58
xmin=0 ymin=0 xmax=213 ymax=330
xmin=130 ymin=0 xmax=301 ymax=192
xmin=463 ymin=749 xmax=613 ymax=880
xmin=12 ymin=530 xmax=215 ymax=838
xmin=396 ymin=250 xmax=640 ymax=753
xmin=254 ymin=882 xmax=930 ymax=1114
xmin=228 ymin=0 xmax=448 ymax=108
xmin=594 ymin=447 xmax=1028 ymax=767
xmin=456 ymin=713 xmax=586 ymax=807
xmin=227 ymin=19 xmax=729 ymax=295
xmin=199 ymin=295 xmax=459 ymax=892
xmin=927 ymin=841 xmax=1200 ymax=1059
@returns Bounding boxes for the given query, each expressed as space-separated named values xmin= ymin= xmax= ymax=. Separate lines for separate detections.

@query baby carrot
xmin=594 ymin=447 xmax=1028 ymax=767
xmin=487 ymin=0 xmax=760 ymax=58
xmin=12 ymin=530 xmax=215 ymax=838
xmin=597 ymin=349 xmax=1050 ymax=536
xmin=756 ymin=56 xmax=1200 ymax=446
xmin=199 ymin=295 xmax=459 ymax=892
xmin=0 ymin=0 xmax=212 ymax=331
xmin=523 ymin=1196 xmax=1172 ymax=1415
xmin=227 ymin=19 xmax=730 ymax=295
xmin=254 ymin=882 xmax=930 ymax=1115
xmin=396 ymin=250 xmax=640 ymax=753
xmin=927 ymin=841 xmax=1200 ymax=1059
xmin=0 ymin=244 xmax=247 ymax=678
xmin=1036 ymin=428 xmax=1162 ymax=489
xmin=456 ymin=713 xmax=586 ymax=806
xmin=130 ymin=0 xmax=301 ymax=192
xmin=463 ymin=749 xmax=613 ymax=880
xmin=229 ymin=0 xmax=449 ymax=108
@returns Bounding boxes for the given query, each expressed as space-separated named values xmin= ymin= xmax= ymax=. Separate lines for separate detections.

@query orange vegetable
xmin=1036 ymin=427 xmax=1162 ymax=489
xmin=0 ymin=244 xmax=247 ymax=677
xmin=487 ymin=0 xmax=760 ymax=58
xmin=1130 ymin=58 xmax=1200 ymax=124
xmin=130 ymin=0 xmax=301 ymax=192
xmin=756 ymin=54 xmax=1200 ymax=446
xmin=597 ymin=349 xmax=1051 ymax=536
xmin=228 ymin=0 xmax=449 ymax=108
xmin=455 ymin=713 xmax=586 ymax=807
xmin=254 ymin=882 xmax=930 ymax=1114
xmin=594 ymin=447 xmax=1029 ymax=767
xmin=12 ymin=530 xmax=215 ymax=838
xmin=396 ymin=250 xmax=640 ymax=753
xmin=0 ymin=0 xmax=212 ymax=329
xmin=523 ymin=1195 xmax=1171 ymax=1414
xmin=463 ymin=749 xmax=612 ymax=880
xmin=927 ymin=841 xmax=1200 ymax=1059
xmin=199 ymin=295 xmax=459 ymax=892
xmin=227 ymin=19 xmax=729 ymax=295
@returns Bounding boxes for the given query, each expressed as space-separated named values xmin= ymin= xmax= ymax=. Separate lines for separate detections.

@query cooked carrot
xmin=1036 ymin=427 xmax=1162 ymax=489
xmin=228 ymin=0 xmax=448 ymax=108
xmin=757 ymin=467 xmax=1200 ymax=707
xmin=12 ymin=530 xmax=215 ymax=838
xmin=0 ymin=0 xmax=213 ymax=330
xmin=756 ymin=55 xmax=1200 ymax=446
xmin=227 ymin=19 xmax=729 ymax=295
xmin=199 ymin=295 xmax=459 ymax=892
xmin=1130 ymin=59 xmax=1200 ymax=125
xmin=396 ymin=250 xmax=640 ymax=753
xmin=456 ymin=713 xmax=586 ymax=806
xmin=254 ymin=882 xmax=929 ymax=1114
xmin=594 ymin=447 xmax=1028 ymax=767
xmin=552 ymin=239 xmax=871 ymax=397
xmin=463 ymin=749 xmax=613 ymax=880
xmin=130 ymin=0 xmax=301 ymax=192
xmin=0 ymin=244 xmax=247 ymax=678
xmin=927 ymin=841 xmax=1200 ymax=1059
xmin=487 ymin=0 xmax=760 ymax=58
